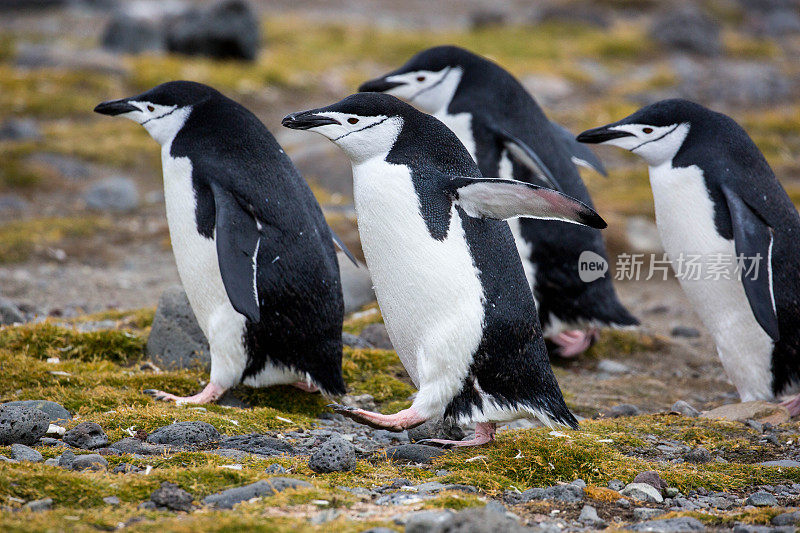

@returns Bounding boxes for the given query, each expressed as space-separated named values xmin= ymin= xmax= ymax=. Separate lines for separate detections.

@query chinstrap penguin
xmin=358 ymin=45 xmax=638 ymax=358
xmin=282 ymin=93 xmax=607 ymax=446
xmin=95 ymin=81 xmax=347 ymax=403
xmin=578 ymin=99 xmax=800 ymax=414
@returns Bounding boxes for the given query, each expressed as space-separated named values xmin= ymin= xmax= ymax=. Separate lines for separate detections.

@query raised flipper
xmin=722 ymin=184 xmax=779 ymax=341
xmin=211 ymin=184 xmax=261 ymax=323
xmin=444 ymin=175 xmax=606 ymax=229
xmin=549 ymin=120 xmax=607 ymax=176
xmin=484 ymin=123 xmax=563 ymax=192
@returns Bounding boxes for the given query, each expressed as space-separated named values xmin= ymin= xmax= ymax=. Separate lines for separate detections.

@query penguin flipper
xmin=722 ymin=185 xmax=779 ymax=341
xmin=549 ymin=120 xmax=607 ymax=176
xmin=445 ymin=175 xmax=606 ymax=229
xmin=329 ymin=227 xmax=359 ymax=267
xmin=483 ymin=123 xmax=563 ymax=192
xmin=211 ymin=184 xmax=261 ymax=323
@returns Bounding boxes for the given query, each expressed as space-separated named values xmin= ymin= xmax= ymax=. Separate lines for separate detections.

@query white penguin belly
xmin=161 ymin=147 xmax=247 ymax=388
xmin=650 ymin=162 xmax=774 ymax=401
xmin=352 ymin=158 xmax=485 ymax=416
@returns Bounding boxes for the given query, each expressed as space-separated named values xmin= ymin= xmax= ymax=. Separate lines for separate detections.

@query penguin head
xmin=95 ymin=81 xmax=218 ymax=145
xmin=575 ymin=99 xmax=708 ymax=166
xmin=358 ymin=46 xmax=478 ymax=114
xmin=282 ymin=93 xmax=414 ymax=163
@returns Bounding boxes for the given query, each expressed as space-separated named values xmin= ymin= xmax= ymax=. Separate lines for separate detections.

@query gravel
xmin=63 ymin=421 xmax=108 ymax=449
xmin=309 ymin=436 xmax=357 ymax=473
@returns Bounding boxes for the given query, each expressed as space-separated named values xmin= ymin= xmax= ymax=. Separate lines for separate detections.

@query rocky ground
xmin=1 ymin=0 xmax=800 ymax=531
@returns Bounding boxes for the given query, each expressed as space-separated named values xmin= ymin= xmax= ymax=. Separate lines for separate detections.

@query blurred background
xmin=0 ymin=0 xmax=797 ymax=325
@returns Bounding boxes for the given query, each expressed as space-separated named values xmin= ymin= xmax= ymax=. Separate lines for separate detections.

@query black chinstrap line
xmin=333 ymin=116 xmax=392 ymax=141
xmin=141 ymin=106 xmax=179 ymax=125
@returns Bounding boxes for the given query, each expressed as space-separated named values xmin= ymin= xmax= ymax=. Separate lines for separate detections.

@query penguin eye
xmin=416 ymin=76 xmax=426 ymax=82
xmin=147 ymin=105 xmax=155 ymax=112
xmin=347 ymin=117 xmax=359 ymax=124
xmin=642 ymin=127 xmax=653 ymax=134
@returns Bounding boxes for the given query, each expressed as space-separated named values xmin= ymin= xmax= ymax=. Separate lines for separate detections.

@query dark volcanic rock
xmin=601 ymin=403 xmax=641 ymax=418
xmin=2 ymin=400 xmax=71 ymax=424
xmin=146 ymin=421 xmax=220 ymax=446
xmin=523 ymin=484 xmax=585 ymax=503
xmin=63 ymin=422 xmax=108 ymax=449
xmin=70 ymin=453 xmax=108 ymax=471
xmin=10 ymin=443 xmax=43 ymax=462
xmin=0 ymin=118 xmax=41 ymax=141
xmin=150 ymin=481 xmax=194 ymax=512
xmin=102 ymin=13 xmax=164 ymax=54
xmin=109 ymin=437 xmax=165 ymax=455
xmin=166 ymin=0 xmax=261 ymax=61
xmin=746 ymin=491 xmax=778 ymax=506
xmin=633 ymin=471 xmax=667 ymax=493
xmin=203 ymin=478 xmax=311 ymax=509
xmin=671 ymin=326 xmax=701 ymax=338
xmin=651 ymin=6 xmax=721 ymax=55
xmin=684 ymin=446 xmax=712 ymax=463
xmin=358 ymin=323 xmax=393 ymax=350
xmin=631 ymin=517 xmax=706 ymax=532
xmin=407 ymin=416 xmax=465 ymax=443
xmin=385 ymin=444 xmax=446 ymax=464
xmin=0 ymin=405 xmax=50 ymax=445
xmin=219 ymin=434 xmax=294 ymax=456
xmin=309 ymin=436 xmax=357 ymax=473
xmin=342 ymin=332 xmax=372 ymax=349
xmin=146 ymin=286 xmax=210 ymax=371
xmin=0 ymin=298 xmax=24 ymax=326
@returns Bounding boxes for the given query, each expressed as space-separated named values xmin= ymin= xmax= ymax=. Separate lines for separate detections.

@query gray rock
xmin=671 ymin=400 xmax=700 ymax=417
xmin=608 ymin=479 xmax=625 ymax=491
xmin=733 ymin=526 xmax=794 ymax=533
xmin=597 ymin=359 xmax=630 ymax=374
xmin=71 ymin=453 xmax=108 ymax=471
xmin=631 ymin=517 xmax=706 ymax=532
xmin=63 ymin=422 xmax=108 ymax=449
xmin=0 ymin=405 xmax=50 ymax=445
xmin=773 ymin=511 xmax=800 ymax=526
xmin=603 ymin=404 xmax=641 ymax=418
xmin=202 ymin=478 xmax=311 ymax=509
xmin=746 ymin=491 xmax=778 ymax=506
xmin=109 ymin=437 xmax=165 ymax=455
xmin=84 ymin=176 xmax=139 ymax=212
xmin=684 ymin=446 xmax=712 ymax=463
xmin=0 ymin=118 xmax=41 ymax=141
xmin=633 ymin=471 xmax=667 ymax=493
xmin=468 ymin=8 xmax=506 ymax=30
xmin=146 ymin=286 xmax=210 ymax=371
xmin=747 ymin=8 xmax=800 ymax=37
xmin=139 ymin=501 xmax=157 ymax=510
xmin=309 ymin=436 xmax=357 ymax=473
xmin=10 ymin=443 xmax=43 ymax=462
xmin=761 ymin=460 xmax=800 ymax=468
xmin=44 ymin=458 xmax=59 ymax=466
xmin=27 ymin=153 xmax=92 ymax=181
xmin=522 ymin=484 xmax=584 ymax=503
xmin=342 ymin=332 xmax=372 ymax=349
xmin=536 ymin=4 xmax=610 ymax=28
xmin=405 ymin=510 xmax=453 ymax=533
xmin=407 ymin=417 xmax=465 ymax=443
xmin=359 ymin=323 xmax=393 ymax=350
xmin=58 ymin=450 xmax=75 ymax=468
xmin=102 ymin=13 xmax=164 ymax=54
xmin=385 ymin=444 xmax=446 ymax=464
xmin=166 ymin=0 xmax=260 ymax=61
xmin=146 ymin=421 xmax=220 ymax=446
xmin=339 ymin=252 xmax=374 ymax=313
xmin=24 ymin=498 xmax=53 ymax=512
xmin=0 ymin=298 xmax=24 ymax=326
xmin=621 ymin=483 xmax=664 ymax=503
xmin=651 ymin=6 xmax=721 ymax=55
xmin=0 ymin=194 xmax=31 ymax=215
xmin=428 ymin=505 xmax=531 ymax=533
xmin=151 ymin=481 xmax=194 ymax=512
xmin=2 ymin=400 xmax=70 ymax=424
xmin=219 ymin=434 xmax=294 ymax=456
xmin=579 ymin=504 xmax=605 ymax=526
xmin=265 ymin=463 xmax=286 ymax=474
xmin=103 ymin=496 xmax=120 ymax=505
xmin=671 ymin=326 xmax=701 ymax=338
xmin=634 ymin=508 xmax=666 ymax=520
xmin=360 ymin=529 xmax=397 ymax=533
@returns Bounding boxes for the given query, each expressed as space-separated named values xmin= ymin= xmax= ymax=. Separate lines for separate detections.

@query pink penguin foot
xmin=550 ymin=329 xmax=599 ymax=358
xmin=144 ymin=382 xmax=226 ymax=405
xmin=292 ymin=381 xmax=320 ymax=393
xmin=421 ymin=422 xmax=497 ymax=448
xmin=781 ymin=395 xmax=800 ymax=417
xmin=329 ymin=404 xmax=426 ymax=432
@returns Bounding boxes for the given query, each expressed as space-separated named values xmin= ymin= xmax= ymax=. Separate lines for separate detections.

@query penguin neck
xmin=145 ymin=106 xmax=193 ymax=147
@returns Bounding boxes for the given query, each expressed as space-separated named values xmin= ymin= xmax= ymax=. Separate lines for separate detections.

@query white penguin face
xmin=121 ymin=101 xmax=192 ymax=145
xmin=284 ymin=111 xmax=404 ymax=164
xmin=381 ymin=67 xmax=462 ymax=115
xmin=596 ymin=122 xmax=691 ymax=167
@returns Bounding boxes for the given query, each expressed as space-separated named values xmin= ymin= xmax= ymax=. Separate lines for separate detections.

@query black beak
xmin=94 ymin=98 xmax=139 ymax=116
xmin=358 ymin=77 xmax=404 ymax=93
xmin=576 ymin=126 xmax=634 ymax=144
xmin=281 ymin=111 xmax=341 ymax=130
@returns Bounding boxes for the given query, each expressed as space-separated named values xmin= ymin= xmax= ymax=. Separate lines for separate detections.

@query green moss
xmin=342 ymin=347 xmax=415 ymax=407
xmin=342 ymin=304 xmax=383 ymax=335
xmin=422 ymin=492 xmax=485 ymax=510
xmin=0 ymin=216 xmax=111 ymax=264
xmin=72 ymin=308 xmax=156 ymax=331
xmin=585 ymin=330 xmax=664 ymax=359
